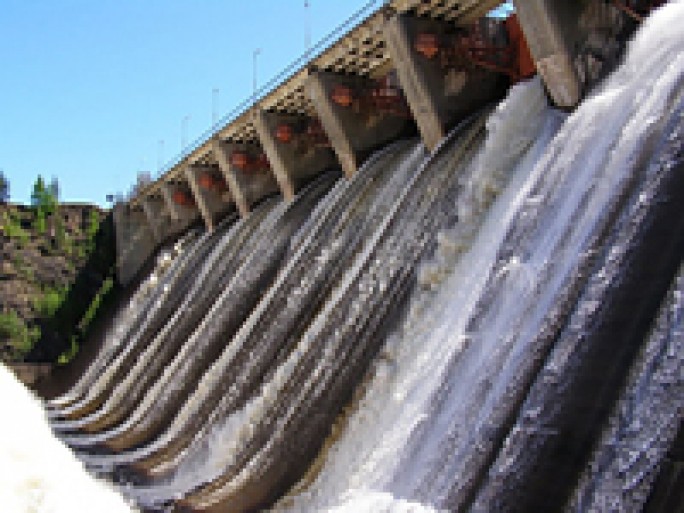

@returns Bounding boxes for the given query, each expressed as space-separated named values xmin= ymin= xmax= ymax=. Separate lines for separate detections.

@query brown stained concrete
xmin=307 ymin=71 xmax=413 ymax=177
xmin=212 ymin=139 xmax=280 ymax=217
xmin=184 ymin=165 xmax=234 ymax=232
xmin=384 ymin=13 xmax=505 ymax=151
xmin=253 ymin=109 xmax=337 ymax=201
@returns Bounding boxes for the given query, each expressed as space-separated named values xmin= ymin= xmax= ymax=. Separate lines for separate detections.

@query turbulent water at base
xmin=8 ymin=3 xmax=681 ymax=512
xmin=0 ymin=365 xmax=136 ymax=513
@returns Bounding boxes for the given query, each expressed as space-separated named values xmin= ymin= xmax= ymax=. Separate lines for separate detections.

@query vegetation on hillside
xmin=0 ymin=174 xmax=118 ymax=364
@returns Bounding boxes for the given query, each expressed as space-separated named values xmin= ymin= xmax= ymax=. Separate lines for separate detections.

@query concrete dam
xmin=35 ymin=0 xmax=684 ymax=511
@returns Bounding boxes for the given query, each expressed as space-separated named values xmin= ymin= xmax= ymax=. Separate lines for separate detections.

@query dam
xmin=5 ymin=0 xmax=683 ymax=512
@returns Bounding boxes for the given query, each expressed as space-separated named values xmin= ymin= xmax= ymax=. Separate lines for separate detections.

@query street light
xmin=253 ymin=48 xmax=262 ymax=98
xmin=305 ymin=1 xmax=311 ymax=52
xmin=212 ymin=88 xmax=220 ymax=126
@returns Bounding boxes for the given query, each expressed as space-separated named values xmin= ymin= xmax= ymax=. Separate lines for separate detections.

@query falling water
xmin=51 ymin=201 xmax=274 ymax=435
xmin=275 ymin=4 xmax=684 ymax=511
xmin=567 ymin=263 xmax=684 ymax=512
xmin=50 ymin=223 xmax=225 ymax=422
xmin=275 ymin=72 xmax=562 ymax=513
xmin=119 ymin=138 xmax=427 ymax=504
xmin=46 ymin=229 xmax=201 ymax=413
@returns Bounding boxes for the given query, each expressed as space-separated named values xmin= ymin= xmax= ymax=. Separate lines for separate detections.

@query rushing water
xmin=5 ymin=3 xmax=684 ymax=512
xmin=276 ymin=4 xmax=684 ymax=511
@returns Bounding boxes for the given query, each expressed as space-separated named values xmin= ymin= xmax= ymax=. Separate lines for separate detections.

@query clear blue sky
xmin=0 ymin=0 xmax=375 ymax=206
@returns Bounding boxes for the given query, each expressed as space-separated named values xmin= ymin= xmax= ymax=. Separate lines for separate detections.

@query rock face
xmin=0 ymin=203 xmax=108 ymax=363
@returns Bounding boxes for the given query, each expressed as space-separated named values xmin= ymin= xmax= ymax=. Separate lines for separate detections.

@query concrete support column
xmin=213 ymin=139 xmax=280 ymax=217
xmin=160 ymin=182 xmax=183 ymax=222
xmin=307 ymin=71 xmax=410 ymax=177
xmin=160 ymin=181 xmax=201 ymax=234
xmin=512 ymin=0 xmax=583 ymax=108
xmin=253 ymin=109 xmax=336 ymax=200
xmin=384 ymin=13 xmax=503 ymax=151
xmin=185 ymin=166 xmax=215 ymax=231
xmin=385 ymin=14 xmax=444 ymax=151
xmin=141 ymin=196 xmax=168 ymax=244
xmin=113 ymin=204 xmax=157 ymax=285
xmin=213 ymin=139 xmax=250 ymax=217
xmin=184 ymin=165 xmax=232 ymax=231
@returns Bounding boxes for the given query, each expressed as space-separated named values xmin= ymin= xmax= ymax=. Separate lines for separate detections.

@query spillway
xmin=10 ymin=3 xmax=683 ymax=512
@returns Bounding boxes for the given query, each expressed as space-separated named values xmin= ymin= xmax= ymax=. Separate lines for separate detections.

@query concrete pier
xmin=513 ymin=0 xmax=583 ymax=108
xmin=141 ymin=196 xmax=167 ymax=244
xmin=213 ymin=139 xmax=280 ymax=217
xmin=384 ymin=13 xmax=504 ymax=150
xmin=113 ymin=204 xmax=158 ymax=285
xmin=184 ymin=165 xmax=232 ymax=231
xmin=160 ymin=182 xmax=198 ymax=229
xmin=253 ymin=109 xmax=337 ymax=200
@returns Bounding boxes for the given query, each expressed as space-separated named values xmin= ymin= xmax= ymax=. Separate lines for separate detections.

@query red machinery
xmin=172 ymin=189 xmax=195 ymax=207
xmin=198 ymin=172 xmax=227 ymax=194
xmin=275 ymin=123 xmax=294 ymax=144
xmin=414 ymin=14 xmax=536 ymax=83
xmin=229 ymin=150 xmax=270 ymax=174
xmin=273 ymin=118 xmax=331 ymax=148
xmin=329 ymin=72 xmax=410 ymax=118
xmin=331 ymin=84 xmax=354 ymax=107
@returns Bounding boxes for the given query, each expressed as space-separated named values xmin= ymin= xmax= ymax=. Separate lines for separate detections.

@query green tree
xmin=31 ymin=175 xmax=47 ymax=207
xmin=31 ymin=175 xmax=58 ymax=234
xmin=34 ymin=208 xmax=46 ymax=234
xmin=31 ymin=175 xmax=57 ymax=214
xmin=0 ymin=170 xmax=9 ymax=203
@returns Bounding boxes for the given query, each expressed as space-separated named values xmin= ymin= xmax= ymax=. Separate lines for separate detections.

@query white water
xmin=567 ymin=264 xmax=684 ymax=512
xmin=274 ymin=75 xmax=560 ymax=513
xmin=0 ymin=365 xmax=135 ymax=513
xmin=50 ymin=230 xmax=204 ymax=421
xmin=47 ymin=235 xmax=195 ymax=413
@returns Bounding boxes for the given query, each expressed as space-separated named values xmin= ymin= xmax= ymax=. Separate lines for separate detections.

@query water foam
xmin=0 ymin=365 xmax=135 ymax=513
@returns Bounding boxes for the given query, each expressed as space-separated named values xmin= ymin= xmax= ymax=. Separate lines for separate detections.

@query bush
xmin=33 ymin=287 xmax=68 ymax=317
xmin=1 ymin=211 xmax=29 ymax=245
xmin=0 ymin=311 xmax=40 ymax=359
xmin=33 ymin=208 xmax=46 ymax=234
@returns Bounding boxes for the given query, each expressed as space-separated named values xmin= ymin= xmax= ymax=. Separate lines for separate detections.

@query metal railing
xmin=131 ymin=0 xmax=387 ymax=202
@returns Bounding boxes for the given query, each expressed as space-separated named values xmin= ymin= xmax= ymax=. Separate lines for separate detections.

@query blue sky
xmin=0 ymin=0 xmax=374 ymax=205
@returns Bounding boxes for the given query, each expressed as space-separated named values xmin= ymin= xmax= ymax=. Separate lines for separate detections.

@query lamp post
xmin=305 ymin=0 xmax=311 ymax=52
xmin=212 ymin=88 xmax=220 ymax=126
xmin=253 ymin=48 xmax=262 ymax=99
